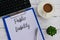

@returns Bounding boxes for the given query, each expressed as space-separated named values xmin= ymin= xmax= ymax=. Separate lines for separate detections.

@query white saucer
xmin=37 ymin=1 xmax=54 ymax=19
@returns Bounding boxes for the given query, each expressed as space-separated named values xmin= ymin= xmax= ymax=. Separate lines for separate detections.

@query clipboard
xmin=2 ymin=8 xmax=45 ymax=40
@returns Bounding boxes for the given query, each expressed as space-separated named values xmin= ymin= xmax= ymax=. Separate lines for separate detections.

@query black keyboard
xmin=0 ymin=0 xmax=31 ymax=16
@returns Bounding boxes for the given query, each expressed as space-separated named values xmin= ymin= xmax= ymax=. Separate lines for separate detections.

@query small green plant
xmin=46 ymin=26 xmax=57 ymax=36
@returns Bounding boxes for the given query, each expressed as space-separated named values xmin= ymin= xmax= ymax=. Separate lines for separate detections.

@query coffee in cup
xmin=43 ymin=3 xmax=53 ymax=13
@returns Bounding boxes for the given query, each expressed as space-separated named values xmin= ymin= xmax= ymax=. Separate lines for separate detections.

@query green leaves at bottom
xmin=46 ymin=26 xmax=57 ymax=36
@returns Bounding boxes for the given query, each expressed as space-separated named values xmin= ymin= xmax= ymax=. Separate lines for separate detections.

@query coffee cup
xmin=37 ymin=1 xmax=54 ymax=19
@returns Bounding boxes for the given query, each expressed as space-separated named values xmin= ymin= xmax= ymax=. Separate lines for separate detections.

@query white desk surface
xmin=0 ymin=0 xmax=60 ymax=40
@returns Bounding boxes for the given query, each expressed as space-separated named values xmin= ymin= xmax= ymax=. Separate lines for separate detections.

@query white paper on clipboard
xmin=2 ymin=8 xmax=45 ymax=40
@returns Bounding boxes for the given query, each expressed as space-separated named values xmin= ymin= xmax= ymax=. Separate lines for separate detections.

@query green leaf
xmin=46 ymin=26 xmax=57 ymax=36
